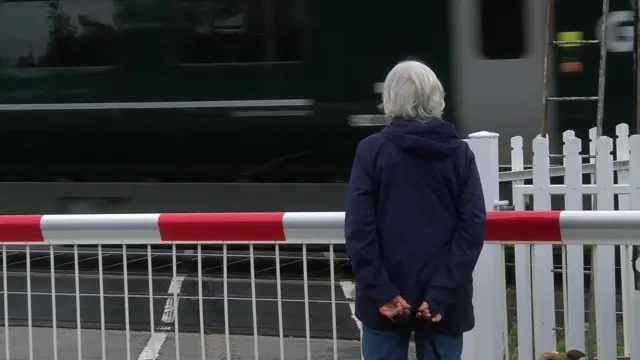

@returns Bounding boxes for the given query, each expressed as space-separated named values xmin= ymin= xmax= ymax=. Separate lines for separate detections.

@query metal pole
xmin=587 ymin=251 xmax=597 ymax=360
xmin=633 ymin=245 xmax=639 ymax=291
xmin=541 ymin=0 xmax=554 ymax=137
xmin=634 ymin=0 xmax=640 ymax=134
xmin=596 ymin=0 xmax=611 ymax=137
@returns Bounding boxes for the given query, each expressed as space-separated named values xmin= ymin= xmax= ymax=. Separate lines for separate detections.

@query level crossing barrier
xmin=0 ymin=210 xmax=640 ymax=244
xmin=0 ymin=211 xmax=639 ymax=360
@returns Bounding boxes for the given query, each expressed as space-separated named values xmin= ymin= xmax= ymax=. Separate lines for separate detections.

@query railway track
xmin=0 ymin=245 xmax=354 ymax=281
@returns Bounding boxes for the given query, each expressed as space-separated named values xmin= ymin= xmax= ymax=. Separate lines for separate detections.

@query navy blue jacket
xmin=345 ymin=118 xmax=486 ymax=335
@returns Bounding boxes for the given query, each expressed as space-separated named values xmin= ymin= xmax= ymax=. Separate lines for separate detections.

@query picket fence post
xmin=561 ymin=132 xmax=586 ymax=352
xmin=615 ymin=123 xmax=636 ymax=358
xmin=466 ymin=131 xmax=504 ymax=360
xmin=511 ymin=135 xmax=535 ymax=360
xmin=628 ymin=134 xmax=640 ymax=360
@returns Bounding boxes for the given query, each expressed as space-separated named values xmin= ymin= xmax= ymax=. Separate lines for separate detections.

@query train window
xmin=479 ymin=0 xmax=525 ymax=59
xmin=176 ymin=0 xmax=304 ymax=64
xmin=0 ymin=0 xmax=120 ymax=68
xmin=271 ymin=0 xmax=305 ymax=62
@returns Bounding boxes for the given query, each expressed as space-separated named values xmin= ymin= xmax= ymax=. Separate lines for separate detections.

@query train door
xmin=450 ymin=0 xmax=551 ymax=163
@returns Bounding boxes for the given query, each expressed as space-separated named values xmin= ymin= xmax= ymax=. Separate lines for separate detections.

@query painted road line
xmin=137 ymin=275 xmax=185 ymax=360
xmin=137 ymin=333 xmax=167 ymax=360
xmin=339 ymin=280 xmax=360 ymax=331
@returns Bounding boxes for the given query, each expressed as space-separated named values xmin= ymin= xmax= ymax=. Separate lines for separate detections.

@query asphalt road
xmin=0 ymin=245 xmax=364 ymax=360
xmin=0 ymin=327 xmax=365 ymax=360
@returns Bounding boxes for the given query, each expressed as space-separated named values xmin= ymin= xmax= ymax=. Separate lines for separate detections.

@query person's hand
xmin=417 ymin=301 xmax=442 ymax=322
xmin=379 ymin=296 xmax=411 ymax=320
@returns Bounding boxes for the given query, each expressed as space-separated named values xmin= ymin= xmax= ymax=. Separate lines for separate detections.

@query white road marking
xmin=137 ymin=275 xmax=186 ymax=360
xmin=339 ymin=280 xmax=361 ymax=331
xmin=137 ymin=333 xmax=168 ymax=360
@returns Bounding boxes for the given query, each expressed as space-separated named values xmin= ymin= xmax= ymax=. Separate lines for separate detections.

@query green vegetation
xmin=506 ymin=325 xmax=625 ymax=360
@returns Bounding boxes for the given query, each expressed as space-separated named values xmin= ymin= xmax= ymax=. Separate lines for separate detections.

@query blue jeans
xmin=362 ymin=325 xmax=463 ymax=360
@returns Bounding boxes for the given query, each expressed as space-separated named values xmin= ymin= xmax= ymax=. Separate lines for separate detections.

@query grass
xmin=506 ymin=325 xmax=625 ymax=360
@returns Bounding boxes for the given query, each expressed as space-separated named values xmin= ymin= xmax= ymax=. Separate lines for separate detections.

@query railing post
xmin=465 ymin=131 xmax=505 ymax=360
xmin=633 ymin=248 xmax=640 ymax=360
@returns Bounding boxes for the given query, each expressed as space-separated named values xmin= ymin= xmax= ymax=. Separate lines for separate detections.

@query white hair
xmin=380 ymin=60 xmax=446 ymax=120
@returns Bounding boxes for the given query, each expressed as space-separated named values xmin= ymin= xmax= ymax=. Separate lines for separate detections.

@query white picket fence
xmin=465 ymin=123 xmax=640 ymax=360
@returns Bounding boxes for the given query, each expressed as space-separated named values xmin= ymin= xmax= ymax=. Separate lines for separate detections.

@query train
xmin=0 ymin=0 xmax=636 ymax=214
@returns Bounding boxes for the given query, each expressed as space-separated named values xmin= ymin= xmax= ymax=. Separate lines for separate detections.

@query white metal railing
xmin=1 ymin=242 xmax=354 ymax=360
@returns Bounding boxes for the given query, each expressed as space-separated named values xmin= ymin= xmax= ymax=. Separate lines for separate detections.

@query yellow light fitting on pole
xmin=557 ymin=31 xmax=585 ymax=47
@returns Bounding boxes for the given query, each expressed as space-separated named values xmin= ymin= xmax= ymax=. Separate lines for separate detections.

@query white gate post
xmin=465 ymin=131 xmax=505 ymax=360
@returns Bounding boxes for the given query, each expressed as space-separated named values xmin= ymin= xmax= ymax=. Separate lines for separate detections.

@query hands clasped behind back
xmin=378 ymin=296 xmax=442 ymax=323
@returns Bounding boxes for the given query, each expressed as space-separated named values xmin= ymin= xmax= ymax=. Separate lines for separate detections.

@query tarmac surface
xmin=0 ymin=245 xmax=365 ymax=360
xmin=0 ymin=328 xmax=365 ymax=360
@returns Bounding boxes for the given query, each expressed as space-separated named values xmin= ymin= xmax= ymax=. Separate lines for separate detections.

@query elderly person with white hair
xmin=345 ymin=60 xmax=486 ymax=360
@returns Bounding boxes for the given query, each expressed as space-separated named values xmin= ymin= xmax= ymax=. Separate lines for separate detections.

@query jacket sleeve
xmin=424 ymin=146 xmax=486 ymax=316
xmin=345 ymin=145 xmax=400 ymax=307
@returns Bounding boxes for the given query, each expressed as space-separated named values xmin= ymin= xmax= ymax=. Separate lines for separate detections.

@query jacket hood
xmin=382 ymin=118 xmax=464 ymax=158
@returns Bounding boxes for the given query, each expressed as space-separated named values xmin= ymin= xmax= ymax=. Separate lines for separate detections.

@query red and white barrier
xmin=0 ymin=210 xmax=638 ymax=244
